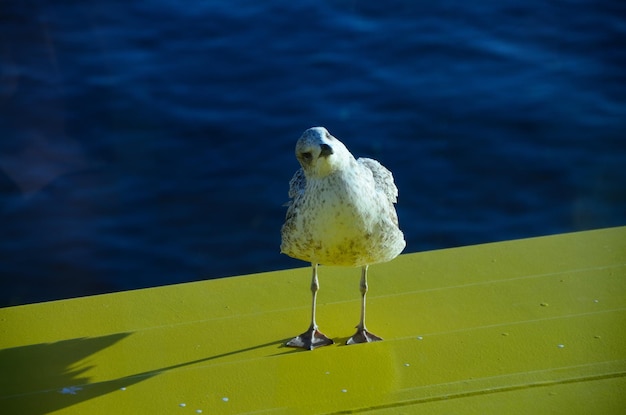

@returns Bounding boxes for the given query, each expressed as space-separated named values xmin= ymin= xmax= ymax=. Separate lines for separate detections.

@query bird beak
xmin=319 ymin=144 xmax=334 ymax=158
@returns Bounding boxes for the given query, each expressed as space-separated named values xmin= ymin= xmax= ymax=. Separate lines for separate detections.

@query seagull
xmin=280 ymin=127 xmax=406 ymax=350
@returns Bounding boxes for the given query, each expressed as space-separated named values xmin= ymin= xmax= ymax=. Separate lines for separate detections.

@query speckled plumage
xmin=280 ymin=127 xmax=405 ymax=267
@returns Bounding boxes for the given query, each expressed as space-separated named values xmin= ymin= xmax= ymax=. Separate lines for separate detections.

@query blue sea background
xmin=1 ymin=0 xmax=624 ymax=307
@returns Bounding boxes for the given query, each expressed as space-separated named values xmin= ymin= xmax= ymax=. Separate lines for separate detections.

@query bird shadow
xmin=270 ymin=335 xmax=357 ymax=353
xmin=0 ymin=333 xmax=132 ymax=415
xmin=0 ymin=334 xmax=292 ymax=415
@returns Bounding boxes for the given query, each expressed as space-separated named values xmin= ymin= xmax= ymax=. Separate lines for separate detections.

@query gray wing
xmin=287 ymin=167 xmax=306 ymax=202
xmin=358 ymin=157 xmax=399 ymax=203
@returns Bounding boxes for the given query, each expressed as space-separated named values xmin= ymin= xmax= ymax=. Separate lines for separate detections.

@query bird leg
xmin=286 ymin=263 xmax=334 ymax=350
xmin=347 ymin=265 xmax=383 ymax=345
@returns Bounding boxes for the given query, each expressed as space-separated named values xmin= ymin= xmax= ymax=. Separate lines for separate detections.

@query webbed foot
xmin=346 ymin=328 xmax=383 ymax=345
xmin=286 ymin=327 xmax=334 ymax=350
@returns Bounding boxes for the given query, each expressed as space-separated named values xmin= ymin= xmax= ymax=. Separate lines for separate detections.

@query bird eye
xmin=300 ymin=152 xmax=312 ymax=162
xmin=324 ymin=131 xmax=334 ymax=140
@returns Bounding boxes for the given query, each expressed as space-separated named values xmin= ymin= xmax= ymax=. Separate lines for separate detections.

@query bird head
xmin=295 ymin=127 xmax=352 ymax=178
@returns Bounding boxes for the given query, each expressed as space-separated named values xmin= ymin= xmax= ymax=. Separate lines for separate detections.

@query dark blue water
xmin=1 ymin=1 xmax=625 ymax=306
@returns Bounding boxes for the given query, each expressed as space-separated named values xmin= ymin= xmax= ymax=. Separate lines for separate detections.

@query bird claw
xmin=346 ymin=328 xmax=383 ymax=345
xmin=286 ymin=327 xmax=334 ymax=350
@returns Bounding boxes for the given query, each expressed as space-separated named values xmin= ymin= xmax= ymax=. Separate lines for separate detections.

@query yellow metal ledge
xmin=1 ymin=227 xmax=625 ymax=414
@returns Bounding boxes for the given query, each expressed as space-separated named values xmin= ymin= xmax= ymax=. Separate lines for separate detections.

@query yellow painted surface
xmin=1 ymin=226 xmax=625 ymax=414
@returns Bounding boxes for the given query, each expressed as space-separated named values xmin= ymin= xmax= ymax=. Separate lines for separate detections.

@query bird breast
xmin=281 ymin=169 xmax=404 ymax=267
